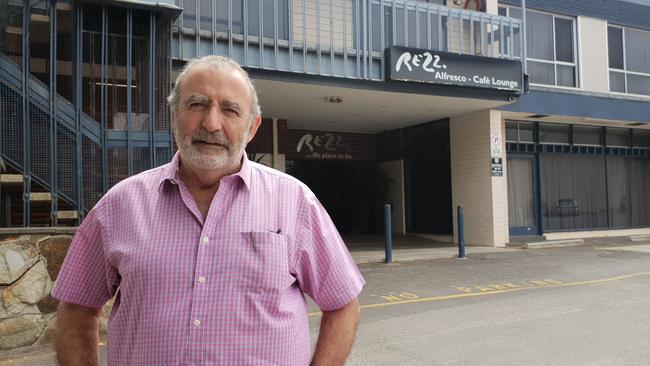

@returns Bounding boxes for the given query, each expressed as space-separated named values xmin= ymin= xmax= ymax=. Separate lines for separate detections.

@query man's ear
xmin=247 ymin=115 xmax=262 ymax=143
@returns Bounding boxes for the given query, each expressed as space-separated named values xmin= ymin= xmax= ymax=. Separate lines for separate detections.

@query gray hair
xmin=167 ymin=56 xmax=261 ymax=121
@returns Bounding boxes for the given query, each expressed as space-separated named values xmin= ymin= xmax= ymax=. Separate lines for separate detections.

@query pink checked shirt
xmin=52 ymin=152 xmax=365 ymax=366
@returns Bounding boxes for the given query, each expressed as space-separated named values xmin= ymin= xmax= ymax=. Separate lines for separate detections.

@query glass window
xmin=608 ymin=26 xmax=650 ymax=95
xmin=625 ymin=28 xmax=650 ymax=74
xmin=539 ymin=123 xmax=569 ymax=144
xmin=554 ymin=18 xmax=573 ymax=63
xmin=528 ymin=61 xmax=555 ymax=85
xmin=633 ymin=129 xmax=650 ymax=148
xmin=519 ymin=122 xmax=534 ymax=142
xmin=540 ymin=154 xmax=608 ymax=230
xmin=606 ymin=128 xmax=630 ymax=147
xmin=556 ymin=64 xmax=575 ymax=87
xmin=627 ymin=74 xmax=650 ymax=96
xmin=521 ymin=9 xmax=576 ymax=87
xmin=608 ymin=27 xmax=624 ymax=69
xmin=609 ymin=71 xmax=625 ymax=93
xmin=573 ymin=125 xmax=601 ymax=145
xmin=607 ymin=156 xmax=650 ymax=227
xmin=506 ymin=122 xmax=518 ymax=142
xmin=526 ymin=11 xmax=553 ymax=60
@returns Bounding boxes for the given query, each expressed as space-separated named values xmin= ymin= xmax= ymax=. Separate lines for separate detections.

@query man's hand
xmin=311 ymin=298 xmax=361 ymax=366
xmin=55 ymin=302 xmax=102 ymax=366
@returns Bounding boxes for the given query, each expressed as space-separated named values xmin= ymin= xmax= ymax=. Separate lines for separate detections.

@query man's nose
xmin=202 ymin=105 xmax=223 ymax=132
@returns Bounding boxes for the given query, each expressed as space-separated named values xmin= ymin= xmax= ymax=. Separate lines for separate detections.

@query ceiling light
xmin=325 ymin=96 xmax=343 ymax=104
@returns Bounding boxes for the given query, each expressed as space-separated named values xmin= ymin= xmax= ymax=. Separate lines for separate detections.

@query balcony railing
xmin=173 ymin=0 xmax=522 ymax=80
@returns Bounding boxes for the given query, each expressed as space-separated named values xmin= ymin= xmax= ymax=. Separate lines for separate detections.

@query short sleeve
xmin=290 ymin=195 xmax=365 ymax=311
xmin=51 ymin=200 xmax=118 ymax=308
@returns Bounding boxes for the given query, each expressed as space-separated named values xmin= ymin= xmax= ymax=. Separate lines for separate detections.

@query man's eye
xmin=188 ymin=102 xmax=207 ymax=111
xmin=224 ymin=108 xmax=240 ymax=116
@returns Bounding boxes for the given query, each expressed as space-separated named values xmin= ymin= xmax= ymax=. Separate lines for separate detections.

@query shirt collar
xmin=158 ymin=151 xmax=252 ymax=192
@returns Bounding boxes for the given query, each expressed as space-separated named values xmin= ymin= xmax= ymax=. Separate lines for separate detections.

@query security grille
xmin=82 ymin=135 xmax=103 ymax=211
xmin=0 ymin=83 xmax=23 ymax=166
xmin=57 ymin=123 xmax=76 ymax=199
xmin=30 ymin=102 xmax=51 ymax=184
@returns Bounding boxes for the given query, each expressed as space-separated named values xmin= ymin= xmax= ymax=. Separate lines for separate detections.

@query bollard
xmin=457 ymin=205 xmax=465 ymax=258
xmin=384 ymin=203 xmax=392 ymax=263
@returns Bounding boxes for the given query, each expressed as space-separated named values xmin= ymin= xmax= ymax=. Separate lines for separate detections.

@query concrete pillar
xmin=378 ymin=160 xmax=406 ymax=235
xmin=450 ymin=109 xmax=509 ymax=247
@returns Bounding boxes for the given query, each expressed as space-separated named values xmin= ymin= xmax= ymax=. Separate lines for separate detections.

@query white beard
xmin=173 ymin=123 xmax=249 ymax=171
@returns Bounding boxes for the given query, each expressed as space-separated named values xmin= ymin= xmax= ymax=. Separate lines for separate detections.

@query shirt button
xmin=193 ymin=319 xmax=201 ymax=327
xmin=202 ymin=236 xmax=209 ymax=244
xmin=198 ymin=276 xmax=206 ymax=283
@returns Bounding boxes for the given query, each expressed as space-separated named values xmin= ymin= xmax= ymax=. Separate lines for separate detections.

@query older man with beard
xmin=52 ymin=56 xmax=365 ymax=366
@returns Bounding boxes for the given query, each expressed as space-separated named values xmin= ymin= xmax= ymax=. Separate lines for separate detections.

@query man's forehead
xmin=180 ymin=64 xmax=250 ymax=100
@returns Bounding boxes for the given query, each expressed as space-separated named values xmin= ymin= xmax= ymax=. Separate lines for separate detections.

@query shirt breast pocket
xmin=232 ymin=231 xmax=292 ymax=295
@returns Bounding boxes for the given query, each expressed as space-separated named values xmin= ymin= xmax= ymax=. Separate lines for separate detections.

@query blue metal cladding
xmin=499 ymin=0 xmax=650 ymax=32
xmin=500 ymin=90 xmax=650 ymax=125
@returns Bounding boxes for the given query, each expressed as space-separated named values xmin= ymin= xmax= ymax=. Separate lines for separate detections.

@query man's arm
xmin=55 ymin=302 xmax=102 ymax=366
xmin=311 ymin=298 xmax=361 ymax=366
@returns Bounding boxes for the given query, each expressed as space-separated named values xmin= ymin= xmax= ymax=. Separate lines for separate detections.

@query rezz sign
xmin=395 ymin=51 xmax=447 ymax=73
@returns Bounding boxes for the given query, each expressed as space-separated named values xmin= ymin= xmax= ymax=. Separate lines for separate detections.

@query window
xmin=539 ymin=123 xmax=569 ymax=144
xmin=573 ymin=126 xmax=601 ymax=146
xmin=633 ymin=130 xmax=650 ymax=148
xmin=501 ymin=6 xmax=577 ymax=87
xmin=606 ymin=128 xmax=630 ymax=147
xmin=506 ymin=121 xmax=534 ymax=143
xmin=608 ymin=25 xmax=650 ymax=96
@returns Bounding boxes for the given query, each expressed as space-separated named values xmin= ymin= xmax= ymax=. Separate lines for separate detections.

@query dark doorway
xmin=286 ymin=161 xmax=387 ymax=234
xmin=404 ymin=119 xmax=453 ymax=234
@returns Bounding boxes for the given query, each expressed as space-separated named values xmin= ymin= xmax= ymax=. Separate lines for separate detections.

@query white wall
xmin=578 ymin=16 xmax=609 ymax=93
xmin=450 ymin=109 xmax=509 ymax=247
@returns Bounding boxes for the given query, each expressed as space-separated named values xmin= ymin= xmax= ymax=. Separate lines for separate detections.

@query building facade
xmin=2 ymin=0 xmax=650 ymax=246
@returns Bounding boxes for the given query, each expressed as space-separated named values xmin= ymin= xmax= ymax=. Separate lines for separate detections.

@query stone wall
xmin=0 ymin=233 xmax=112 ymax=351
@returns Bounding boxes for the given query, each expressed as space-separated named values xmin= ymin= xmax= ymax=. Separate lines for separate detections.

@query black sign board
xmin=386 ymin=46 xmax=523 ymax=92
xmin=491 ymin=158 xmax=503 ymax=176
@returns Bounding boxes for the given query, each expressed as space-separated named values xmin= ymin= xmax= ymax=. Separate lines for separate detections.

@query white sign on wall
xmin=491 ymin=134 xmax=502 ymax=158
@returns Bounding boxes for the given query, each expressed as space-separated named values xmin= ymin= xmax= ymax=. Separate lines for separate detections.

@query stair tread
xmin=29 ymin=192 xmax=52 ymax=202
xmin=1 ymin=174 xmax=23 ymax=184
xmin=56 ymin=210 xmax=79 ymax=220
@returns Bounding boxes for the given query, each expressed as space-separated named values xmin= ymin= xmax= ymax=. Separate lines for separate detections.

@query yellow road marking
xmin=307 ymin=271 xmax=650 ymax=317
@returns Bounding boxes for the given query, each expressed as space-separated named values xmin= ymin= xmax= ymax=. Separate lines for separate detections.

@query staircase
xmin=0 ymin=53 xmax=93 ymax=227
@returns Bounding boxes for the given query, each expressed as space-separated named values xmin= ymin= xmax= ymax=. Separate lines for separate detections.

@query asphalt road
xmin=310 ymin=238 xmax=650 ymax=366
xmin=2 ymin=238 xmax=650 ymax=365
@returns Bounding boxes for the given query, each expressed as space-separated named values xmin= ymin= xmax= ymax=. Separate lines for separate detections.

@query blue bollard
xmin=384 ymin=203 xmax=392 ymax=263
xmin=458 ymin=206 xmax=465 ymax=258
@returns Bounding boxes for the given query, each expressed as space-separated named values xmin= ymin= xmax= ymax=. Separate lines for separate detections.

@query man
xmin=53 ymin=55 xmax=365 ymax=365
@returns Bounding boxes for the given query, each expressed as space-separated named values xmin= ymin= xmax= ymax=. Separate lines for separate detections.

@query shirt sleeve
xmin=290 ymin=194 xmax=365 ymax=311
xmin=51 ymin=199 xmax=118 ymax=308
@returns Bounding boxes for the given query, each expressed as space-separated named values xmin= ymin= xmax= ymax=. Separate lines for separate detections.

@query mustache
xmin=191 ymin=129 xmax=230 ymax=147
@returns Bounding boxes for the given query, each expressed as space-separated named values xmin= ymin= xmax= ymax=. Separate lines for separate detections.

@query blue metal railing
xmin=173 ymin=0 xmax=522 ymax=80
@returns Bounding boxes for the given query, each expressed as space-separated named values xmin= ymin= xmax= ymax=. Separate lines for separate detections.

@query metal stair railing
xmin=0 ymin=52 xmax=104 ymax=227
